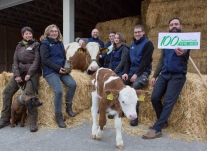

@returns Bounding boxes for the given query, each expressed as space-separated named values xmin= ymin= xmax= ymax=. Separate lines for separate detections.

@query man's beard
xmin=169 ymin=27 xmax=182 ymax=33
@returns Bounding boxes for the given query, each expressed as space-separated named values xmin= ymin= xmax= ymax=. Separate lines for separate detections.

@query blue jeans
xmin=45 ymin=73 xmax=77 ymax=114
xmin=151 ymin=73 xmax=186 ymax=131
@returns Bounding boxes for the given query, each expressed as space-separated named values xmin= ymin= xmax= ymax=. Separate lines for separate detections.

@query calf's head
xmin=105 ymin=86 xmax=140 ymax=120
xmin=86 ymin=42 xmax=100 ymax=74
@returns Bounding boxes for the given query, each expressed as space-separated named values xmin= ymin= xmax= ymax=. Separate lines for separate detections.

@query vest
xmin=129 ymin=37 xmax=151 ymax=74
xmin=41 ymin=38 xmax=65 ymax=77
xmin=162 ymin=49 xmax=190 ymax=75
xmin=111 ymin=45 xmax=125 ymax=71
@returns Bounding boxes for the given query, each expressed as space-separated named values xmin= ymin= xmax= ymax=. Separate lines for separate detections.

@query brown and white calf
xmin=65 ymin=42 xmax=107 ymax=74
xmin=91 ymin=68 xmax=145 ymax=149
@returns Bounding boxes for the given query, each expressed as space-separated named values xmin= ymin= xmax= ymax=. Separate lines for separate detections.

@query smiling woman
xmin=0 ymin=26 xmax=42 ymax=132
xmin=39 ymin=24 xmax=77 ymax=128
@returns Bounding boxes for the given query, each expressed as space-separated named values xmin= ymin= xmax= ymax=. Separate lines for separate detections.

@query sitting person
xmin=0 ymin=27 xmax=41 ymax=132
xmin=111 ymin=32 xmax=129 ymax=77
xmin=75 ymin=29 xmax=105 ymax=67
xmin=104 ymin=31 xmax=116 ymax=68
xmin=122 ymin=24 xmax=154 ymax=126
xmin=39 ymin=24 xmax=77 ymax=128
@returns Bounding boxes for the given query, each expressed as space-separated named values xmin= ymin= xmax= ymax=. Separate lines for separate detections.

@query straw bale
xmin=146 ymin=0 xmax=207 ymax=28
xmin=141 ymin=0 xmax=151 ymax=34
xmin=95 ymin=16 xmax=140 ymax=46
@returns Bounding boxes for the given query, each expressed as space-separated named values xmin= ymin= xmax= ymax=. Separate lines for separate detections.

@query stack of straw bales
xmin=95 ymin=16 xmax=141 ymax=46
xmin=0 ymin=70 xmax=92 ymax=128
xmin=0 ymin=71 xmax=207 ymax=141
xmin=142 ymin=0 xmax=207 ymax=74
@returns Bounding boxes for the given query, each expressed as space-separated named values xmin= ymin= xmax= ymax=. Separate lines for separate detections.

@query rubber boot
xmin=66 ymin=102 xmax=75 ymax=117
xmin=130 ymin=101 xmax=139 ymax=126
xmin=55 ymin=113 xmax=66 ymax=128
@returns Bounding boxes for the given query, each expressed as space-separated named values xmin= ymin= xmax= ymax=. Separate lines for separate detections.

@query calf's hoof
xmin=10 ymin=124 xmax=15 ymax=128
xmin=92 ymin=135 xmax=96 ymax=139
xmin=117 ymin=145 xmax=124 ymax=149
xmin=20 ymin=124 xmax=25 ymax=127
xmin=96 ymin=137 xmax=101 ymax=141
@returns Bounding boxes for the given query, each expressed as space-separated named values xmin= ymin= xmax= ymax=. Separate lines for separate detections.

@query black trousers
xmin=151 ymin=73 xmax=186 ymax=131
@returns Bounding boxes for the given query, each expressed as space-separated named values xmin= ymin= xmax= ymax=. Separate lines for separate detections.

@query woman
xmin=111 ymin=32 xmax=129 ymax=77
xmin=104 ymin=31 xmax=115 ymax=68
xmin=0 ymin=27 xmax=41 ymax=132
xmin=39 ymin=24 xmax=77 ymax=128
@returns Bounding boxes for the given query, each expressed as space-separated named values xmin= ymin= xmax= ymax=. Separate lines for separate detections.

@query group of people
xmin=0 ymin=17 xmax=190 ymax=140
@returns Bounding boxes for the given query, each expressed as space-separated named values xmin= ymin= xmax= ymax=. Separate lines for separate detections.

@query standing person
xmin=0 ymin=27 xmax=41 ymax=132
xmin=104 ymin=31 xmax=116 ymax=68
xmin=122 ymin=25 xmax=154 ymax=126
xmin=142 ymin=18 xmax=190 ymax=139
xmin=76 ymin=29 xmax=105 ymax=67
xmin=111 ymin=32 xmax=129 ymax=77
xmin=39 ymin=24 xmax=77 ymax=128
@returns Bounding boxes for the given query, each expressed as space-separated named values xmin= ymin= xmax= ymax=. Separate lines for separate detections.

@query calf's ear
xmin=135 ymin=90 xmax=150 ymax=96
xmin=100 ymin=48 xmax=108 ymax=54
xmin=105 ymin=89 xmax=119 ymax=101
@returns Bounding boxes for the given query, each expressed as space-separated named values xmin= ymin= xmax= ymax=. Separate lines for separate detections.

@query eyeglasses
xmin=134 ymin=31 xmax=143 ymax=34
xmin=50 ymin=30 xmax=58 ymax=33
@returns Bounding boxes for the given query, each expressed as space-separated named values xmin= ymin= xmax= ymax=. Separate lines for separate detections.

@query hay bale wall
xmin=95 ymin=16 xmax=141 ymax=46
xmin=142 ymin=0 xmax=207 ymax=74
xmin=0 ymin=70 xmax=92 ymax=128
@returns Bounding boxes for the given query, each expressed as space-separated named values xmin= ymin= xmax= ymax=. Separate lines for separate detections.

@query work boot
xmin=142 ymin=129 xmax=162 ymax=139
xmin=130 ymin=101 xmax=139 ymax=126
xmin=66 ymin=102 xmax=75 ymax=117
xmin=55 ymin=113 xmax=66 ymax=128
xmin=108 ymin=114 xmax=114 ymax=119
xmin=30 ymin=123 xmax=38 ymax=132
xmin=0 ymin=119 xmax=10 ymax=128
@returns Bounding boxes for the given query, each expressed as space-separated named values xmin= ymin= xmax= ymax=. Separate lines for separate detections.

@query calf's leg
xmin=91 ymin=91 xmax=99 ymax=139
xmin=114 ymin=114 xmax=124 ymax=149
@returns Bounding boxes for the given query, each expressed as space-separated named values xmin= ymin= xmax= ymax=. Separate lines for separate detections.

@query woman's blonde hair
xmin=113 ymin=32 xmax=126 ymax=49
xmin=40 ymin=24 xmax=63 ymax=42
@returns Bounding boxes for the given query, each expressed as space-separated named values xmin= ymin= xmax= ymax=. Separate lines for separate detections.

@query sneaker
xmin=30 ymin=123 xmax=38 ymax=132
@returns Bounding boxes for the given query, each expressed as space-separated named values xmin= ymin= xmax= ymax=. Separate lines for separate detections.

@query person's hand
xmin=25 ymin=75 xmax=31 ymax=81
xmin=15 ymin=76 xmax=22 ymax=83
xmin=78 ymin=39 xmax=85 ymax=47
xmin=130 ymin=74 xmax=137 ymax=82
xmin=59 ymin=67 xmax=66 ymax=74
xmin=175 ymin=47 xmax=184 ymax=56
xmin=150 ymin=78 xmax=156 ymax=86
xmin=122 ymin=74 xmax=128 ymax=81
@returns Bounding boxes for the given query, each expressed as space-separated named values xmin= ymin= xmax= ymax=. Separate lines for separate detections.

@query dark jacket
xmin=12 ymin=39 xmax=41 ymax=77
xmin=111 ymin=44 xmax=129 ymax=74
xmin=123 ymin=36 xmax=154 ymax=76
xmin=104 ymin=41 xmax=113 ymax=68
xmin=40 ymin=37 xmax=66 ymax=77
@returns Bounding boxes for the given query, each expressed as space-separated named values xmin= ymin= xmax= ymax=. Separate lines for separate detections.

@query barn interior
xmin=0 ymin=0 xmax=207 ymax=142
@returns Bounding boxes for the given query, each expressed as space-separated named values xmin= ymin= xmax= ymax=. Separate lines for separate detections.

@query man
xmin=76 ymin=29 xmax=105 ymax=67
xmin=122 ymin=24 xmax=154 ymax=126
xmin=142 ymin=18 xmax=190 ymax=139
